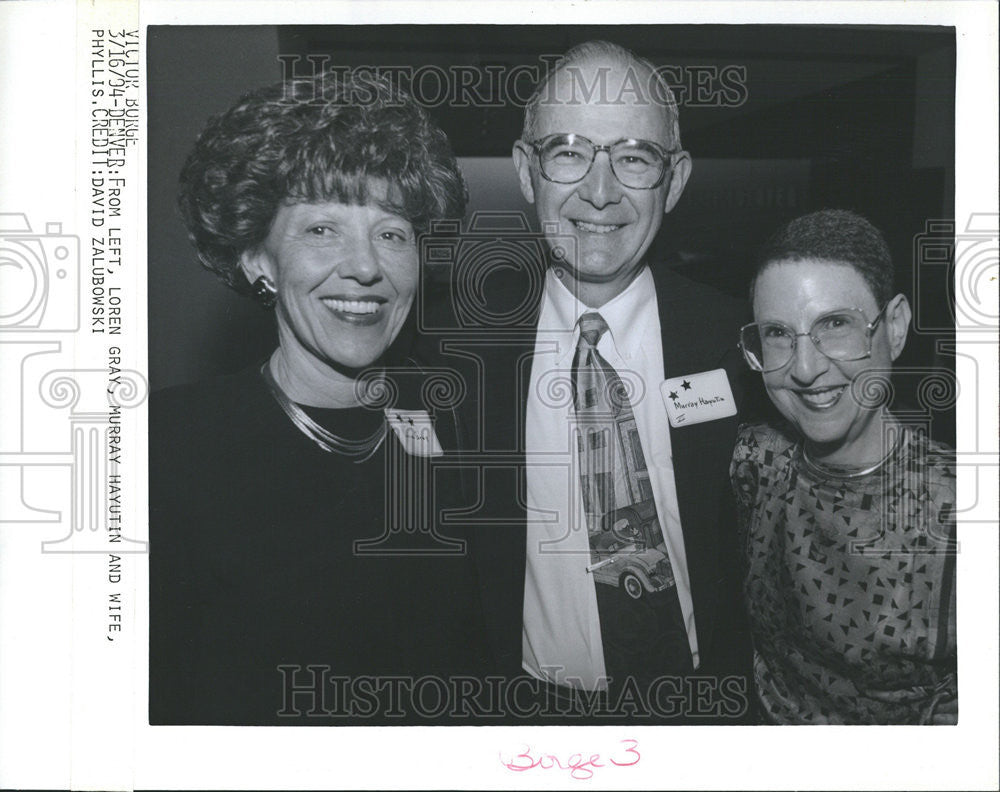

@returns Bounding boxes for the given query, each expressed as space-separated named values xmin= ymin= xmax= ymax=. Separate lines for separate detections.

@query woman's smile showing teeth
xmin=323 ymin=297 xmax=383 ymax=314
xmin=795 ymin=385 xmax=847 ymax=409
xmin=321 ymin=295 xmax=386 ymax=324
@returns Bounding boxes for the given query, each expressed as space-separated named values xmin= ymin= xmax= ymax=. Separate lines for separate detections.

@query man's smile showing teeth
xmin=795 ymin=385 xmax=847 ymax=409
xmin=572 ymin=220 xmax=622 ymax=234
xmin=322 ymin=297 xmax=383 ymax=315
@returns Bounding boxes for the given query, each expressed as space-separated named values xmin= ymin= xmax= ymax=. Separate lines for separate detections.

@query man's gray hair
xmin=521 ymin=40 xmax=682 ymax=150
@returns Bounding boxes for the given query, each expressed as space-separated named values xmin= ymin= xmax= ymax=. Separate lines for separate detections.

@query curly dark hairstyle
xmin=178 ymin=70 xmax=468 ymax=294
xmin=750 ymin=209 xmax=896 ymax=306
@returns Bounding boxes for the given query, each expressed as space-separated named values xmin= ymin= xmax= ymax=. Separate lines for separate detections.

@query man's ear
xmin=663 ymin=150 xmax=692 ymax=215
xmin=512 ymin=141 xmax=536 ymax=204
xmin=885 ymin=293 xmax=912 ymax=361
xmin=238 ymin=247 xmax=274 ymax=288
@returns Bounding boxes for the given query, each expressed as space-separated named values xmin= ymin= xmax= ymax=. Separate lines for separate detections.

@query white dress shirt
xmin=522 ymin=266 xmax=700 ymax=690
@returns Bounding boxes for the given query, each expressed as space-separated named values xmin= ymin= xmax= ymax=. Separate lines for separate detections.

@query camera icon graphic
xmin=0 ymin=212 xmax=80 ymax=332
xmin=912 ymin=214 xmax=998 ymax=334
xmin=418 ymin=211 xmax=577 ymax=331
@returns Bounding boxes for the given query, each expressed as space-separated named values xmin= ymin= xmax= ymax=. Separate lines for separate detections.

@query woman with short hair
xmin=731 ymin=209 xmax=957 ymax=724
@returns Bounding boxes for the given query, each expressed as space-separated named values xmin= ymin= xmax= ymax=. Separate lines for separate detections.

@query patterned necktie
xmin=572 ymin=312 xmax=692 ymax=688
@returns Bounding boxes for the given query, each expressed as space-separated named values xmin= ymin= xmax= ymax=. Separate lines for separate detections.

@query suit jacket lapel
xmin=653 ymin=267 xmax=742 ymax=660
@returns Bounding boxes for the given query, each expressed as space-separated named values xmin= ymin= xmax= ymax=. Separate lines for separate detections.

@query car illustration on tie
xmin=587 ymin=500 xmax=676 ymax=600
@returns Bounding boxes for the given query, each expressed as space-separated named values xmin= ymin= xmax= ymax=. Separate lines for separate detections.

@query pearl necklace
xmin=261 ymin=363 xmax=386 ymax=463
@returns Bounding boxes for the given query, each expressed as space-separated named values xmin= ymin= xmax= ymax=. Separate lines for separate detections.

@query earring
xmin=251 ymin=275 xmax=277 ymax=308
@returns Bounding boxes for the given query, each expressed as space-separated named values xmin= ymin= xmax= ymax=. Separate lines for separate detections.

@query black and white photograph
xmin=0 ymin=1 xmax=997 ymax=790
xmin=148 ymin=22 xmax=960 ymax=727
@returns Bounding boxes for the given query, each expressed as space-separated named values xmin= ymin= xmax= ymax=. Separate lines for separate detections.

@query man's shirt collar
xmin=542 ymin=265 xmax=656 ymax=362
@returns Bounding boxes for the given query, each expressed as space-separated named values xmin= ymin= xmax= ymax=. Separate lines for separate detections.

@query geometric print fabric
xmin=731 ymin=422 xmax=957 ymax=724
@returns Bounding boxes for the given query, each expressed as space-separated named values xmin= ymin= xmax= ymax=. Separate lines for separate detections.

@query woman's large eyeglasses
xmin=739 ymin=304 xmax=888 ymax=373
xmin=526 ymin=133 xmax=676 ymax=190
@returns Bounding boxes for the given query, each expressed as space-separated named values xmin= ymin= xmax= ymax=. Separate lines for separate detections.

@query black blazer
xmin=423 ymin=263 xmax=757 ymax=683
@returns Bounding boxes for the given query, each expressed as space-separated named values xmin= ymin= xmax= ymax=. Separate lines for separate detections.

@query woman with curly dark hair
xmin=149 ymin=71 xmax=491 ymax=725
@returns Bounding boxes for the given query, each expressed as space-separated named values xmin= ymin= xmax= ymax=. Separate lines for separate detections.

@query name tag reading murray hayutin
xmin=660 ymin=368 xmax=737 ymax=428
xmin=384 ymin=409 xmax=445 ymax=457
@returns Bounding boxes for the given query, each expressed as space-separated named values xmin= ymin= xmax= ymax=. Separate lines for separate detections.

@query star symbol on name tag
xmin=668 ymin=390 xmax=678 ymax=400
xmin=682 ymin=380 xmax=692 ymax=390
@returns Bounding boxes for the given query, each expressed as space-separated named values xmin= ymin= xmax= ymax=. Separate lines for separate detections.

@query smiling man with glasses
xmin=470 ymin=40 xmax=753 ymax=722
xmin=512 ymin=44 xmax=692 ymax=308
xmin=730 ymin=209 xmax=957 ymax=724
xmin=526 ymin=134 xmax=678 ymax=191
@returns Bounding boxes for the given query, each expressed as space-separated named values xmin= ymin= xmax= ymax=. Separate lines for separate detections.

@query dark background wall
xmin=147 ymin=25 xmax=956 ymax=442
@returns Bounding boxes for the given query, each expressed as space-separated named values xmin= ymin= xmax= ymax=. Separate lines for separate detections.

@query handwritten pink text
xmin=500 ymin=738 xmax=640 ymax=780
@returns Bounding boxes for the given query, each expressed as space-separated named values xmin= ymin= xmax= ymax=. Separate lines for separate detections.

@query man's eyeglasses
xmin=526 ymin=133 xmax=676 ymax=190
xmin=739 ymin=304 xmax=889 ymax=373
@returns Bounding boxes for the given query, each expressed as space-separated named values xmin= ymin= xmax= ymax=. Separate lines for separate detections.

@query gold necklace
xmin=801 ymin=437 xmax=899 ymax=479
xmin=261 ymin=363 xmax=386 ymax=463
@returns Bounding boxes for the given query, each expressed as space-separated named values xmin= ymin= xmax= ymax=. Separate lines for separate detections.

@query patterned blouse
xmin=730 ymin=422 xmax=957 ymax=724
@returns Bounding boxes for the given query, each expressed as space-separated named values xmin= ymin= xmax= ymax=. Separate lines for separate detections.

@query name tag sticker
xmin=660 ymin=368 xmax=737 ymax=428
xmin=384 ymin=409 xmax=444 ymax=457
